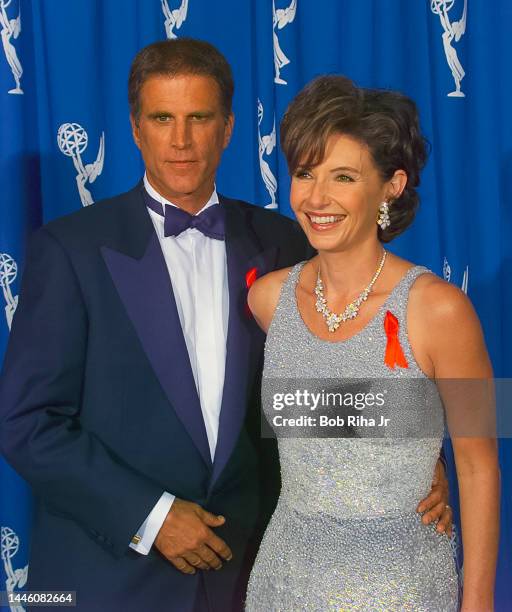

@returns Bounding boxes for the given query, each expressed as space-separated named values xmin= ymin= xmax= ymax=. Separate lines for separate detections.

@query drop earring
xmin=377 ymin=201 xmax=391 ymax=230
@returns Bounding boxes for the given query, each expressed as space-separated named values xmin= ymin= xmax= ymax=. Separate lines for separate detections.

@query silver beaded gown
xmin=245 ymin=263 xmax=460 ymax=611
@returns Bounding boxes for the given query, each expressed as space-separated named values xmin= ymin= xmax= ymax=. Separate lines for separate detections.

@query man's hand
xmin=154 ymin=498 xmax=233 ymax=574
xmin=416 ymin=458 xmax=453 ymax=536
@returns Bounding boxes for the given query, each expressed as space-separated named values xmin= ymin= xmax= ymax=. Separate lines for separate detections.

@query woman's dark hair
xmin=280 ymin=75 xmax=429 ymax=242
xmin=128 ymin=38 xmax=234 ymax=123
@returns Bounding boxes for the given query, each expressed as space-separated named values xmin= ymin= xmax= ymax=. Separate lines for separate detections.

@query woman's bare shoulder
xmin=408 ymin=271 xmax=491 ymax=377
xmin=247 ymin=266 xmax=295 ymax=333
xmin=410 ymin=271 xmax=474 ymax=320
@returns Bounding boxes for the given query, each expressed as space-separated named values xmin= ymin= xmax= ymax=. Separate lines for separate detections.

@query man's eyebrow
xmin=147 ymin=111 xmax=173 ymax=117
xmin=187 ymin=110 xmax=215 ymax=117
xmin=146 ymin=110 xmax=215 ymax=117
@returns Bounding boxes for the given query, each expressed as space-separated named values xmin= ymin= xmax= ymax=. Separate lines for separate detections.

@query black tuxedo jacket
xmin=0 ymin=184 xmax=312 ymax=611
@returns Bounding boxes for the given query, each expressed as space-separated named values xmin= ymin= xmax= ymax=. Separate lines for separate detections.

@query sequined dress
xmin=245 ymin=263 xmax=459 ymax=611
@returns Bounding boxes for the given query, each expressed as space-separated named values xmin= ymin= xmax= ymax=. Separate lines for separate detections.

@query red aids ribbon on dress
xmin=245 ymin=267 xmax=258 ymax=317
xmin=383 ymin=310 xmax=408 ymax=369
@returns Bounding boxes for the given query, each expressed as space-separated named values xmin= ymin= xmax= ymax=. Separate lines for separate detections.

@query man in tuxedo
xmin=0 ymin=39 xmax=452 ymax=611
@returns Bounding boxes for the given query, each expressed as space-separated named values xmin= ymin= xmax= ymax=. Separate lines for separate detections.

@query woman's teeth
xmin=309 ymin=215 xmax=344 ymax=224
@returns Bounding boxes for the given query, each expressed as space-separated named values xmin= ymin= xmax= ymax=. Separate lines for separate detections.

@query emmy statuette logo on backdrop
xmin=443 ymin=256 xmax=469 ymax=294
xmin=162 ymin=0 xmax=189 ymax=39
xmin=273 ymin=0 xmax=297 ymax=85
xmin=1 ymin=526 xmax=28 ymax=612
xmin=57 ymin=123 xmax=105 ymax=207
xmin=431 ymin=0 xmax=468 ymax=97
xmin=257 ymin=99 xmax=278 ymax=210
xmin=0 ymin=0 xmax=23 ymax=94
xmin=0 ymin=252 xmax=18 ymax=330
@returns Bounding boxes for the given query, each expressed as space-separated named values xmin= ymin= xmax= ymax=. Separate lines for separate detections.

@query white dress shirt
xmin=130 ymin=175 xmax=229 ymax=554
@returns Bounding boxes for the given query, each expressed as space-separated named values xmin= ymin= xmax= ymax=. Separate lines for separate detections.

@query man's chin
xmin=157 ymin=183 xmax=214 ymax=212
xmin=154 ymin=178 xmax=199 ymax=200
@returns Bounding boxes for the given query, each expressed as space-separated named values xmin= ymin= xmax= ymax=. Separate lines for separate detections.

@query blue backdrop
xmin=1 ymin=0 xmax=510 ymax=608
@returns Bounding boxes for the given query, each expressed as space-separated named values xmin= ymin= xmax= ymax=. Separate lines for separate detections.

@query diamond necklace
xmin=314 ymin=250 xmax=387 ymax=332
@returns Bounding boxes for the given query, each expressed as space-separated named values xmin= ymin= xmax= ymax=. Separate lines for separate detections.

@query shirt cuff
xmin=129 ymin=491 xmax=175 ymax=555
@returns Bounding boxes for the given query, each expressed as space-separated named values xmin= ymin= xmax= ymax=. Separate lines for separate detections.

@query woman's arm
xmin=452 ymin=437 xmax=499 ymax=611
xmin=417 ymin=277 xmax=500 ymax=611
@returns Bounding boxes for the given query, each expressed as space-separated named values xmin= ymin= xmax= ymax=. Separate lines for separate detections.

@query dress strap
xmin=380 ymin=265 xmax=433 ymax=374
xmin=383 ymin=265 xmax=431 ymax=320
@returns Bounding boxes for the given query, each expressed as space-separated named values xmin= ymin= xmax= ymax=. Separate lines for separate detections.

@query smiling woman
xmin=288 ymin=133 xmax=404 ymax=253
xmin=246 ymin=75 xmax=499 ymax=611
xmin=281 ymin=75 xmax=428 ymax=245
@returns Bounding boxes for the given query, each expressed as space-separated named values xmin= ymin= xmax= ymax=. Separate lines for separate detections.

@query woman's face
xmin=290 ymin=133 xmax=398 ymax=253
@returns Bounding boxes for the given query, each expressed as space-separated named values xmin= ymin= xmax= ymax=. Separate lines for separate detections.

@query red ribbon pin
xmin=384 ymin=310 xmax=408 ymax=369
xmin=245 ymin=267 xmax=258 ymax=289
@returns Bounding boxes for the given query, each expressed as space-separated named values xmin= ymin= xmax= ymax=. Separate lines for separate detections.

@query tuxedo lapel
xmin=100 ymin=186 xmax=212 ymax=468
xmin=211 ymin=198 xmax=279 ymax=486
xmin=100 ymin=188 xmax=280 ymax=482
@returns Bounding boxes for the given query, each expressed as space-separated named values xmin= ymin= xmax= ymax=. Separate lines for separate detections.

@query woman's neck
xmin=315 ymin=240 xmax=386 ymax=302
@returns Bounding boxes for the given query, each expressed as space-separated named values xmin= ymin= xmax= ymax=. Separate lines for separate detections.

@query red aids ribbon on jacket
xmin=384 ymin=310 xmax=408 ymax=369
xmin=245 ymin=267 xmax=258 ymax=289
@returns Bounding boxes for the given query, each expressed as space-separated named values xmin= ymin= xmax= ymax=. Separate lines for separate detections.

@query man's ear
xmin=223 ymin=112 xmax=235 ymax=149
xmin=130 ymin=114 xmax=141 ymax=149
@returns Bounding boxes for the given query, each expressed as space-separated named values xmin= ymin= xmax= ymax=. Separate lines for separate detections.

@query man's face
xmin=131 ymin=74 xmax=234 ymax=214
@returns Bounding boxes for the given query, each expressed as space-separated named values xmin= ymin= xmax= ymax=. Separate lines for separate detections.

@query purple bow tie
xmin=143 ymin=189 xmax=226 ymax=240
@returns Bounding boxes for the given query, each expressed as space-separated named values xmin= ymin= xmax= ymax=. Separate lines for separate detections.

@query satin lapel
xmin=210 ymin=199 xmax=279 ymax=486
xmin=101 ymin=190 xmax=211 ymax=468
